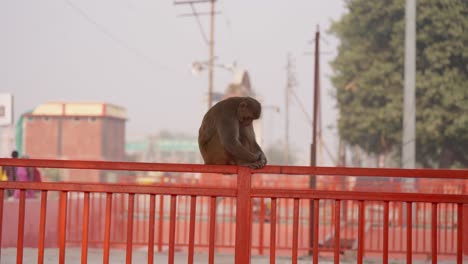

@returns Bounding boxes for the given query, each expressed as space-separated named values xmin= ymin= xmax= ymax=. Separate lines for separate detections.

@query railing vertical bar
xmin=292 ymin=198 xmax=299 ymax=264
xmin=457 ymin=203 xmax=463 ymax=264
xmin=126 ymin=193 xmax=135 ymax=264
xmin=74 ymin=192 xmax=79 ymax=241
xmin=334 ymin=200 xmax=341 ymax=264
xmin=415 ymin=203 xmax=419 ymax=253
xmin=188 ymin=196 xmax=197 ymax=264
xmin=38 ymin=190 xmax=48 ymax=264
xmin=235 ymin=167 xmax=252 ymax=264
xmin=377 ymin=201 xmax=382 ymax=250
xmin=0 ymin=190 xmax=3 ymax=258
xmin=98 ymin=193 xmax=103 ymax=243
xmin=176 ymin=196 xmax=181 ymax=247
xmin=168 ymin=195 xmax=177 ymax=264
xmin=65 ymin=192 xmax=71 ymax=242
xmin=184 ymin=196 xmax=189 ymax=246
xmin=197 ymin=196 xmax=203 ymax=245
xmin=313 ymin=199 xmax=319 ymax=264
xmin=136 ymin=195 xmax=141 ymax=244
xmin=81 ymin=192 xmax=90 ymax=264
xmin=259 ymin=197 xmax=265 ymax=255
xmin=158 ymin=195 xmax=164 ymax=252
xmin=451 ymin=203 xmax=455 ymax=253
xmin=119 ymin=194 xmax=125 ymax=242
xmin=229 ymin=197 xmax=234 ymax=246
xmin=270 ymin=198 xmax=277 ymax=264
xmin=423 ymin=202 xmax=427 ymax=251
xmin=357 ymin=200 xmax=365 ymax=264
xmin=444 ymin=203 xmax=448 ymax=253
xmin=148 ymin=194 xmax=156 ymax=264
xmin=103 ymin=193 xmax=113 ymax=264
xmin=383 ymin=201 xmax=389 ymax=264
xmin=406 ymin=202 xmax=412 ymax=264
xmin=431 ymin=203 xmax=437 ymax=264
xmin=16 ymin=190 xmax=26 ymax=264
xmin=58 ymin=191 xmax=68 ymax=264
xmin=209 ymin=196 xmax=217 ymax=264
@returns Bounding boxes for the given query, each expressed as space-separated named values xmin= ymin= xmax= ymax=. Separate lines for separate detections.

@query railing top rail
xmin=0 ymin=158 xmax=467 ymax=179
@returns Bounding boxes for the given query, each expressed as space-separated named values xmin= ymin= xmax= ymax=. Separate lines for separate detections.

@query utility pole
xmin=402 ymin=0 xmax=416 ymax=227
xmin=207 ymin=0 xmax=216 ymax=109
xmin=402 ymin=0 xmax=416 ymax=169
xmin=309 ymin=25 xmax=320 ymax=257
xmin=175 ymin=0 xmax=217 ymax=109
xmin=284 ymin=54 xmax=296 ymax=165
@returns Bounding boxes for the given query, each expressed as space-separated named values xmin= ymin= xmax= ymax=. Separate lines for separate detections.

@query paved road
xmin=1 ymin=248 xmax=465 ymax=263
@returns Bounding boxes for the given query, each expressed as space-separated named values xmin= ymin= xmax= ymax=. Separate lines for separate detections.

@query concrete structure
xmin=21 ymin=102 xmax=126 ymax=182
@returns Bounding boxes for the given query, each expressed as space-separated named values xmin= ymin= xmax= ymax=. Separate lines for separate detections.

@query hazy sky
xmin=1 ymin=0 xmax=346 ymax=166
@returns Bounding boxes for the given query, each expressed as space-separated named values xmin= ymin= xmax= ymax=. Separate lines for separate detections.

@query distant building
xmin=21 ymin=102 xmax=126 ymax=182
xmin=126 ymin=133 xmax=201 ymax=164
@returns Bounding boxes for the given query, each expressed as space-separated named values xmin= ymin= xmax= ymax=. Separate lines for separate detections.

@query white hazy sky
xmin=1 ymin=0 xmax=346 ymax=166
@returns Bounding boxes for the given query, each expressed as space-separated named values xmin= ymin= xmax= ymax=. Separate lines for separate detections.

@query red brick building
xmin=21 ymin=102 xmax=126 ymax=182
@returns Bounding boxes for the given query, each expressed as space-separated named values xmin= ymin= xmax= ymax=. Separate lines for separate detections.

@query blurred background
xmin=0 ymin=0 xmax=466 ymax=181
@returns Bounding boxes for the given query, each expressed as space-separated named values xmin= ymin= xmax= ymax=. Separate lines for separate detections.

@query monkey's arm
xmin=217 ymin=121 xmax=259 ymax=162
xmin=253 ymin=141 xmax=267 ymax=166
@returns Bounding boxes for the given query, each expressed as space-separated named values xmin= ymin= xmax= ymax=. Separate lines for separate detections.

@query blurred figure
xmin=13 ymin=155 xmax=38 ymax=199
xmin=3 ymin=150 xmax=19 ymax=197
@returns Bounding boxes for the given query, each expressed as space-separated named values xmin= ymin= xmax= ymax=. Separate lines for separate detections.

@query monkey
xmin=198 ymin=96 xmax=267 ymax=169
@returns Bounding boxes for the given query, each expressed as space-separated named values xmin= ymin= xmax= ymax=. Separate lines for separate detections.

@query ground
xmin=1 ymin=248 xmax=465 ymax=264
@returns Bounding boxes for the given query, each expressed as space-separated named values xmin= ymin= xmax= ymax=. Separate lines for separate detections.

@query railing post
xmin=235 ymin=167 xmax=252 ymax=264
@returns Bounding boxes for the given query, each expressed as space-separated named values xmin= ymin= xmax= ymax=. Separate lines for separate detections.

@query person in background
xmin=3 ymin=150 xmax=19 ymax=197
xmin=13 ymin=155 xmax=36 ymax=199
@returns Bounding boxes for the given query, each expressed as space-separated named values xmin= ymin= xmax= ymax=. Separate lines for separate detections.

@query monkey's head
xmin=237 ymin=97 xmax=261 ymax=127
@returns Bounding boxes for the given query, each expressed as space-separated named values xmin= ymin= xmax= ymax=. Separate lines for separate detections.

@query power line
xmin=189 ymin=3 xmax=210 ymax=45
xmin=62 ymin=0 xmax=176 ymax=73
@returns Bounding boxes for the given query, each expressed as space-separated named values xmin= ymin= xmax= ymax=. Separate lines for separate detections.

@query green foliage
xmin=330 ymin=0 xmax=468 ymax=168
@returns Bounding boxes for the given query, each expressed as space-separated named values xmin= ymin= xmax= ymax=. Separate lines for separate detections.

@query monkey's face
xmin=239 ymin=115 xmax=254 ymax=126
xmin=238 ymin=99 xmax=260 ymax=126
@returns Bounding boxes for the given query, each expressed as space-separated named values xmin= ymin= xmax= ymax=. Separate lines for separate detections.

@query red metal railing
xmin=0 ymin=158 xmax=467 ymax=264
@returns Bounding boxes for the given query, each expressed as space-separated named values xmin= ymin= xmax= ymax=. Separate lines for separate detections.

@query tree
xmin=329 ymin=0 xmax=468 ymax=168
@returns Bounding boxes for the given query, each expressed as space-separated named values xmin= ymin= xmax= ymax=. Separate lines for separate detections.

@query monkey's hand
xmin=239 ymin=155 xmax=267 ymax=169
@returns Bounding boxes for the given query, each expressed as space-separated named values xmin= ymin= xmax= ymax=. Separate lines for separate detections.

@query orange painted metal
xmin=357 ymin=200 xmax=364 ymax=264
xmin=58 ymin=191 xmax=68 ymax=264
xmin=188 ymin=196 xmax=197 ymax=264
xmin=292 ymin=198 xmax=299 ymax=264
xmin=457 ymin=203 xmax=463 ymax=264
xmin=407 ymin=202 xmax=412 ymax=264
xmin=38 ymin=191 xmax=48 ymax=264
xmin=0 ymin=159 xmax=467 ymax=264
xmin=334 ymin=200 xmax=341 ymax=264
xmin=270 ymin=198 xmax=277 ymax=264
xmin=158 ymin=195 xmax=164 ymax=253
xmin=103 ymin=193 xmax=113 ymax=264
xmin=126 ymin=194 xmax=135 ymax=264
xmin=169 ymin=195 xmax=177 ymax=264
xmin=148 ymin=194 xmax=156 ymax=264
xmin=235 ymin=167 xmax=251 ymax=264
xmin=312 ymin=199 xmax=319 ymax=264
xmin=432 ymin=203 xmax=438 ymax=264
xmin=2 ymin=158 xmax=468 ymax=179
xmin=209 ymin=196 xmax=217 ymax=264
xmin=0 ymin=190 xmax=3 ymax=258
xmin=17 ymin=190 xmax=26 ymax=264
xmin=81 ymin=192 xmax=90 ymax=264
xmin=383 ymin=201 xmax=389 ymax=264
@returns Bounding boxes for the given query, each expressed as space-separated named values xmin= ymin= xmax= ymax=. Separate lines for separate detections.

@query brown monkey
xmin=198 ymin=96 xmax=267 ymax=169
